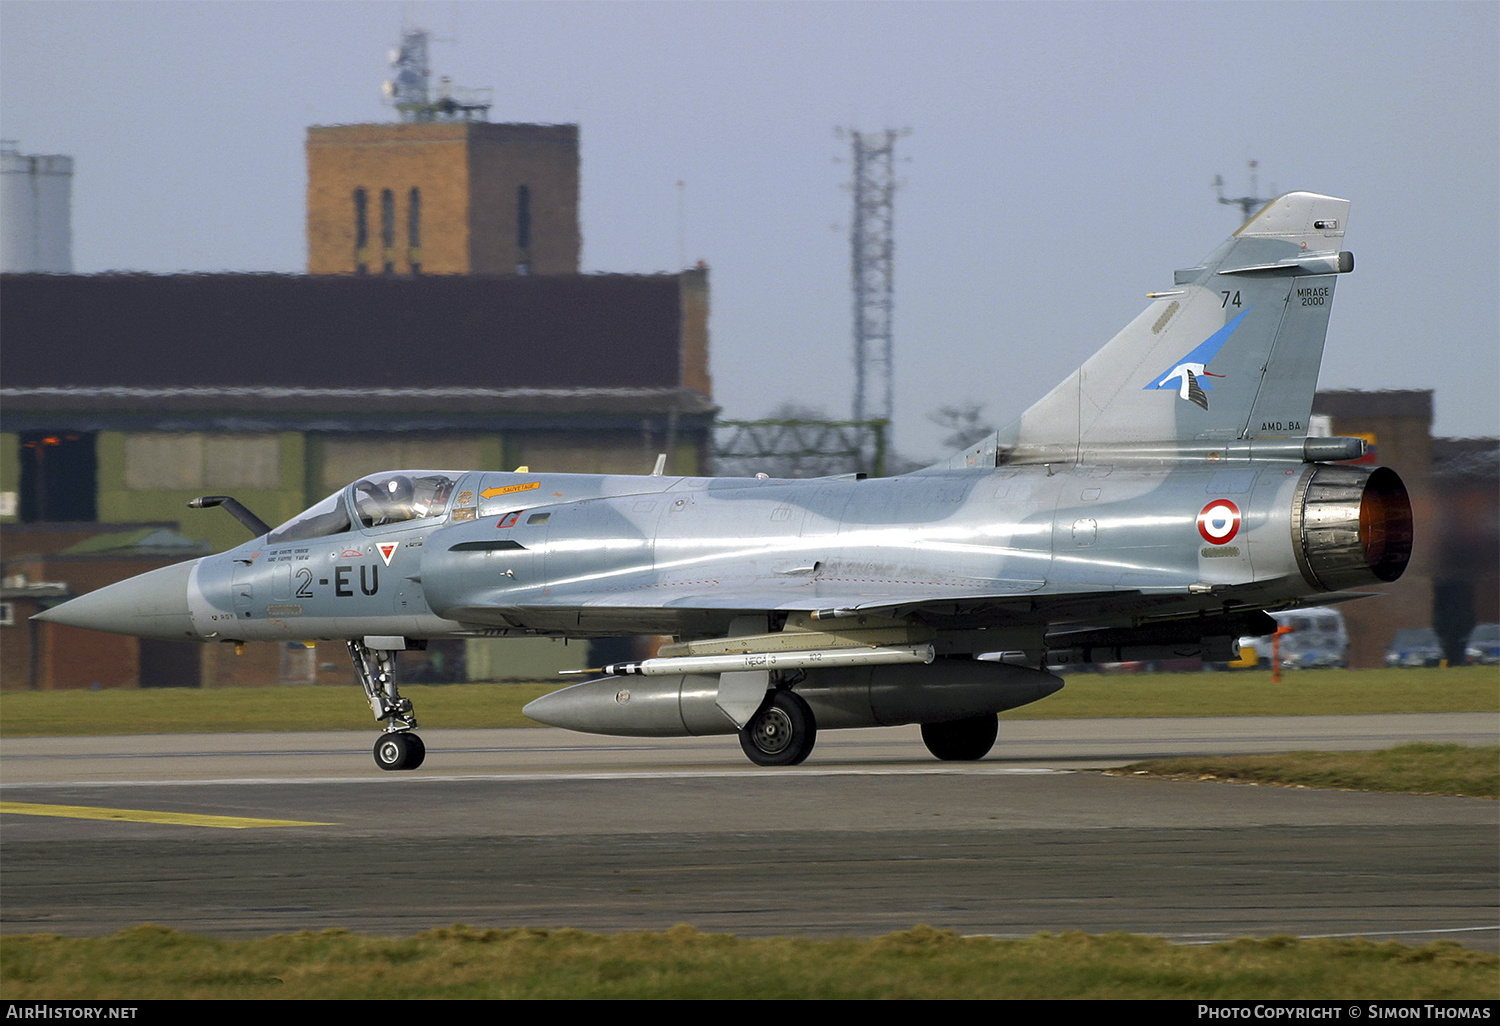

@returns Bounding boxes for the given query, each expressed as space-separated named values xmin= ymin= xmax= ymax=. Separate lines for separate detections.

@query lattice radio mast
xmin=845 ymin=129 xmax=905 ymax=424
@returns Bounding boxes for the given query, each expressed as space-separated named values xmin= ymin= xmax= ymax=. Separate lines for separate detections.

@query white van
xmin=1234 ymin=607 xmax=1349 ymax=669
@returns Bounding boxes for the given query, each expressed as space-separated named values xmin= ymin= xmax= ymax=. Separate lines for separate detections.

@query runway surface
xmin=2 ymin=714 xmax=1496 ymax=949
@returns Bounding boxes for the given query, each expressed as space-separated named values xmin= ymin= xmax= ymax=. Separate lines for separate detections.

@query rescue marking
xmin=481 ymin=482 xmax=541 ymax=498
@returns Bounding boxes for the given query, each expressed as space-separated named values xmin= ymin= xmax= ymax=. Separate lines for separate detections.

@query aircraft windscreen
xmin=265 ymin=490 xmax=351 ymax=545
xmin=352 ymin=471 xmax=460 ymax=528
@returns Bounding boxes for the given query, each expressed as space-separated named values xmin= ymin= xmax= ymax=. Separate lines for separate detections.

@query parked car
xmin=1465 ymin=624 xmax=1500 ymax=665
xmin=1235 ymin=607 xmax=1348 ymax=669
xmin=1385 ymin=628 xmax=1445 ymax=668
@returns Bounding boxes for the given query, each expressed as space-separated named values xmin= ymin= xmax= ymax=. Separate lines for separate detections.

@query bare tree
xmin=928 ymin=399 xmax=995 ymax=452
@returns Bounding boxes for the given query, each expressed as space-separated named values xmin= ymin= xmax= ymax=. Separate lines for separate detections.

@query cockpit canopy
xmin=265 ymin=471 xmax=462 ymax=545
xmin=352 ymin=471 xmax=459 ymax=527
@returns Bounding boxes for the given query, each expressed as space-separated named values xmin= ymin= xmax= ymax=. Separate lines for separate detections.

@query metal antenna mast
xmin=847 ymin=129 xmax=904 ymax=424
xmin=1213 ymin=158 xmax=1272 ymax=221
xmin=382 ymin=26 xmax=492 ymax=123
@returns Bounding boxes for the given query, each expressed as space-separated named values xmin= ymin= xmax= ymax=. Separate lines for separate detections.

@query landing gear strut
xmin=348 ymin=640 xmax=425 ymax=770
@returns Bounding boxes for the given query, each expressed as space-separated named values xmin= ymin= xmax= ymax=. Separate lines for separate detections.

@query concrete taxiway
xmin=2 ymin=714 xmax=1496 ymax=948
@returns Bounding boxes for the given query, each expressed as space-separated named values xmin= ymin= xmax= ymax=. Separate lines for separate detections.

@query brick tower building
xmin=306 ymin=122 xmax=580 ymax=275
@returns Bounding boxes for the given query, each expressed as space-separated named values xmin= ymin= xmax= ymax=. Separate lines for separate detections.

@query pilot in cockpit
xmin=353 ymin=472 xmax=457 ymax=528
xmin=355 ymin=475 xmax=415 ymax=527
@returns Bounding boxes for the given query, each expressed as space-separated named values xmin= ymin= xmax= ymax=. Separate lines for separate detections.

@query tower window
xmin=408 ymin=187 xmax=421 ymax=274
xmin=516 ymin=185 xmax=532 ymax=274
xmin=381 ymin=188 xmax=396 ymax=273
xmin=353 ymin=188 xmax=369 ymax=274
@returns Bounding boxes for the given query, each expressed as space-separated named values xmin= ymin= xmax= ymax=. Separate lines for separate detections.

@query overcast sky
xmin=3 ymin=1 xmax=1496 ymax=460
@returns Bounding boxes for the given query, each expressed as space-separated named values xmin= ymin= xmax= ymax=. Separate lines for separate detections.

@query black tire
xmin=738 ymin=690 xmax=816 ymax=767
xmin=920 ymin=714 xmax=999 ymax=761
xmin=373 ymin=731 xmax=423 ymax=771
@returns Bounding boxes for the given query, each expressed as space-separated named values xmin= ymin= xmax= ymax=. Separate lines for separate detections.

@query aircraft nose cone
xmin=33 ymin=560 xmax=199 ymax=640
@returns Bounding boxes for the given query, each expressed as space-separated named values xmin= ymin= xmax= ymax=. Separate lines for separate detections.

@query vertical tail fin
xmin=946 ymin=192 xmax=1354 ymax=468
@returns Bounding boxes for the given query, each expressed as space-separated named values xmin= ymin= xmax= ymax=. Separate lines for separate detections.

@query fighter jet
xmin=35 ymin=192 xmax=1412 ymax=771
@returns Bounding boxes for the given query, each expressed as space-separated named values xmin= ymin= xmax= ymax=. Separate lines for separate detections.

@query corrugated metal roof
xmin=1 ymin=272 xmax=696 ymax=391
xmin=0 ymin=384 xmax=717 ymax=433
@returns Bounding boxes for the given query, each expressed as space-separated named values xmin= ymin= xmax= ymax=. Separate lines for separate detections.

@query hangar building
xmin=1 ymin=118 xmax=714 ymax=689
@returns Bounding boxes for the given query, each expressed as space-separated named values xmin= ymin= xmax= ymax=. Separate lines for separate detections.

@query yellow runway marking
xmin=0 ymin=802 xmax=331 ymax=829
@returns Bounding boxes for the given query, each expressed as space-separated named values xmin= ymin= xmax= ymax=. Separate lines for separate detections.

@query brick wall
xmin=1312 ymin=391 xmax=1434 ymax=668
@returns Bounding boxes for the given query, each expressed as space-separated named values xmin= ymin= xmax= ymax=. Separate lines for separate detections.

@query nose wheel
xmin=349 ymin=640 xmax=426 ymax=771
xmin=373 ymin=731 xmax=426 ymax=771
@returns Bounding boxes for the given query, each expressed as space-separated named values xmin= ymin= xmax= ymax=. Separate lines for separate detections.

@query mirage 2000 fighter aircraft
xmin=35 ymin=192 xmax=1412 ymax=771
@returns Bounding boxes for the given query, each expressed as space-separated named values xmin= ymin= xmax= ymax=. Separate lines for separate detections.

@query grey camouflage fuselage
xmin=36 ymin=192 xmax=1413 ymax=768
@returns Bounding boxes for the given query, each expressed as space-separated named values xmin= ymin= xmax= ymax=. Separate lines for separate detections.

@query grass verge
xmin=2 ymin=666 xmax=1495 ymax=737
xmin=2 ymin=924 xmax=1495 ymax=999
xmin=0 ymin=682 xmax=556 ymax=736
xmin=1004 ymin=665 xmax=1499 ymax=719
xmin=1114 ymin=743 xmax=1499 ymax=798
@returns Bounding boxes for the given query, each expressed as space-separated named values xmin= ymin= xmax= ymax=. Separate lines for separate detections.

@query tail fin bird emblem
xmin=1146 ymin=307 xmax=1249 ymax=408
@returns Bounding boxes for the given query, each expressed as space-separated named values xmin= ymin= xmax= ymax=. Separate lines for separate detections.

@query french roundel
xmin=1197 ymin=499 xmax=1241 ymax=544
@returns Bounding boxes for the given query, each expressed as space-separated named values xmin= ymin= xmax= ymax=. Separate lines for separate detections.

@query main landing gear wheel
xmin=920 ymin=714 xmax=999 ymax=761
xmin=739 ymin=690 xmax=817 ymax=767
xmin=374 ymin=731 xmax=426 ymax=771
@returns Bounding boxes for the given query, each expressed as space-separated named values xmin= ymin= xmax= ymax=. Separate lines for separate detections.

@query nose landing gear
xmin=373 ymin=730 xmax=426 ymax=771
xmin=349 ymin=639 xmax=425 ymax=771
